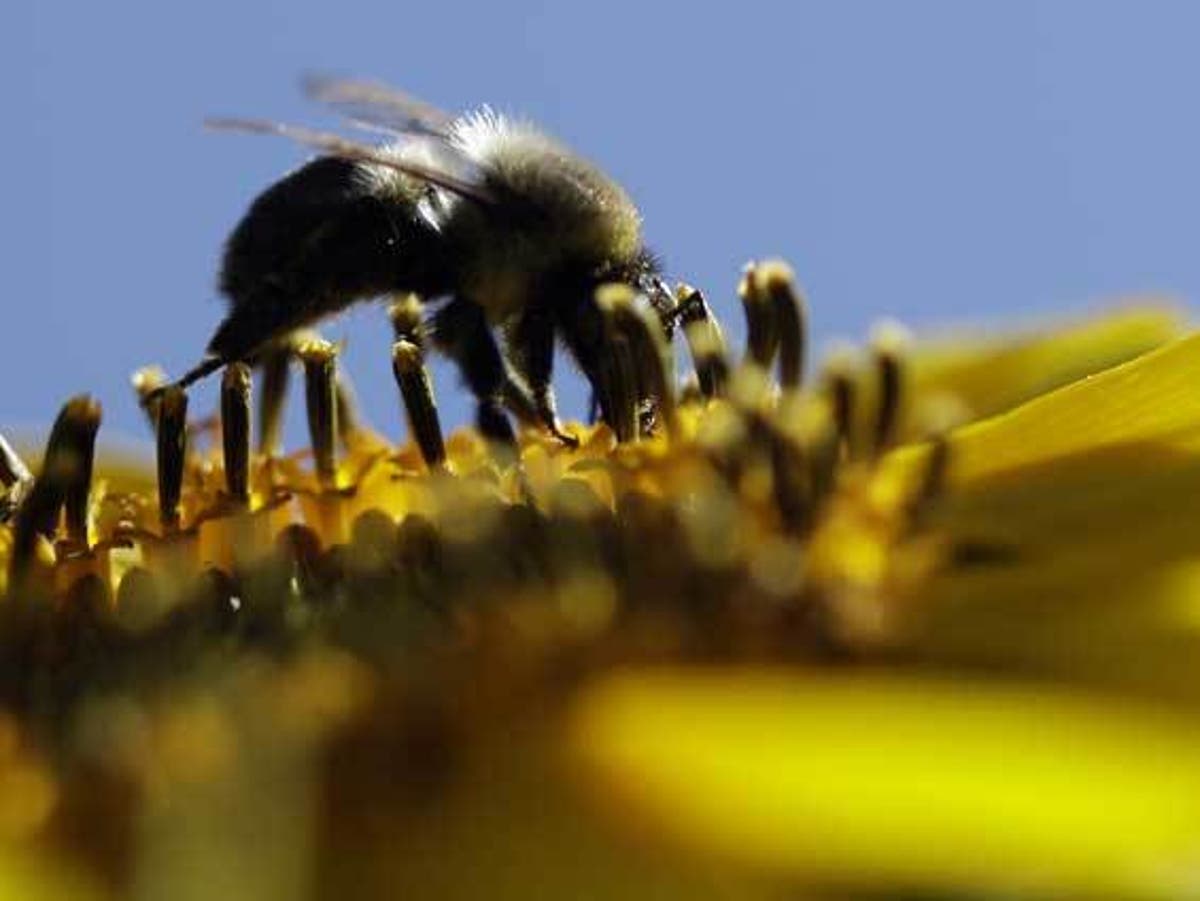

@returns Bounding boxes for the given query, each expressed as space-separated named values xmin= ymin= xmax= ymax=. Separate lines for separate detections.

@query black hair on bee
xmin=172 ymin=75 xmax=674 ymax=446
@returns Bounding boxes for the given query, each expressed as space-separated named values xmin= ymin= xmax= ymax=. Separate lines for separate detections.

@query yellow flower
xmin=0 ymin=266 xmax=1195 ymax=899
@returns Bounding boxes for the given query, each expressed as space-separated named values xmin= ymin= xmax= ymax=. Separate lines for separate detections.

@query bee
xmin=172 ymin=75 xmax=675 ymax=446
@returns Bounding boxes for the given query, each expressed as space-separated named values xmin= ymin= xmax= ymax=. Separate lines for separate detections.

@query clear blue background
xmin=6 ymin=1 xmax=1198 ymax=449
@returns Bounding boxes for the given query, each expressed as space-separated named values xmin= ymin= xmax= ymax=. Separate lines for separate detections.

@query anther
xmin=870 ymin=322 xmax=910 ymax=457
xmin=388 ymin=293 xmax=426 ymax=346
xmin=8 ymin=396 xmax=102 ymax=583
xmin=675 ymin=282 xmax=730 ymax=399
xmin=765 ymin=421 xmax=813 ymax=534
xmin=392 ymin=339 xmax=447 ymax=469
xmin=0 ymin=432 xmax=33 ymax=523
xmin=9 ymin=480 xmax=60 ymax=591
xmin=758 ymin=260 xmax=808 ymax=390
xmin=156 ymin=386 xmax=188 ymax=532
xmin=220 ymin=363 xmax=252 ymax=505
xmin=596 ymin=284 xmax=678 ymax=438
xmin=297 ymin=338 xmax=340 ymax=489
xmin=131 ymin=365 xmax=169 ymax=430
xmin=608 ymin=337 xmax=640 ymax=443
xmin=57 ymin=396 xmax=102 ymax=548
xmin=591 ymin=289 xmax=640 ymax=443
xmin=738 ymin=261 xmax=780 ymax=371
xmin=822 ymin=347 xmax=857 ymax=460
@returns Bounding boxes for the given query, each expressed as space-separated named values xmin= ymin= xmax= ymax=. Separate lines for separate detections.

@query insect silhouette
xmin=172 ymin=75 xmax=675 ymax=446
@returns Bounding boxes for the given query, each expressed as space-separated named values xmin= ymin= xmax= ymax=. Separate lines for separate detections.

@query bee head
xmin=594 ymin=247 xmax=677 ymax=333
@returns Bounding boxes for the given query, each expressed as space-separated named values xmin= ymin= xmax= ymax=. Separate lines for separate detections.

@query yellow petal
xmin=873 ymin=332 xmax=1200 ymax=689
xmin=943 ymin=329 xmax=1200 ymax=483
xmin=907 ymin=304 xmax=1182 ymax=433
xmin=571 ymin=668 xmax=1200 ymax=898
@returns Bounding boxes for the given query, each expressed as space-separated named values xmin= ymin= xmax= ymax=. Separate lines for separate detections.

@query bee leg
xmin=554 ymin=293 xmax=628 ymax=438
xmin=496 ymin=372 xmax=543 ymax=432
xmin=430 ymin=298 xmax=517 ymax=449
xmin=506 ymin=306 xmax=578 ymax=448
xmin=256 ymin=341 xmax=293 ymax=457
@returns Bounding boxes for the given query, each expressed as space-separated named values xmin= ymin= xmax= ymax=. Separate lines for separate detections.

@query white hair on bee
xmin=455 ymin=106 xmax=643 ymax=264
xmin=355 ymin=137 xmax=457 ymax=201
xmin=449 ymin=105 xmax=560 ymax=168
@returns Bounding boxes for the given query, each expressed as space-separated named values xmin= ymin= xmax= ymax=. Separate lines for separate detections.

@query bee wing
xmin=301 ymin=73 xmax=453 ymax=138
xmin=205 ymin=117 xmax=494 ymax=205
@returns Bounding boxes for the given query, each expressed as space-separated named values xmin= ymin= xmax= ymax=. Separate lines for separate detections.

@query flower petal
xmin=571 ymin=667 xmax=1200 ymax=897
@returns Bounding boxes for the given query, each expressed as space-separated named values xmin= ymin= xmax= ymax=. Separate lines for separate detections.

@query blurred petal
xmin=906 ymin=304 xmax=1183 ymax=434
xmin=572 ymin=668 xmax=1200 ymax=898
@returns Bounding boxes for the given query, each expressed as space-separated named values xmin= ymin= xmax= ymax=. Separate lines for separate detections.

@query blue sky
xmin=7 ymin=1 xmax=1199 ymax=448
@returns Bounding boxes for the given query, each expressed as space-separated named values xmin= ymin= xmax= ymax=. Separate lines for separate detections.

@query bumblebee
xmin=174 ymin=75 xmax=674 ymax=445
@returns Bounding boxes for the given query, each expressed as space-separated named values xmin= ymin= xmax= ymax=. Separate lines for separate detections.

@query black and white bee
xmin=173 ymin=75 xmax=675 ymax=445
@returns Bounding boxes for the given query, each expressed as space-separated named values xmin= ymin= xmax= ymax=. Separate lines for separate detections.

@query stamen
xmin=0 ymin=432 xmax=33 ymax=523
xmin=822 ymin=347 xmax=857 ymax=460
xmin=758 ymin=260 xmax=808 ymax=391
xmin=156 ymin=386 xmax=188 ymax=532
xmin=388 ymin=293 xmax=426 ymax=346
xmin=392 ymin=339 xmax=447 ymax=470
xmin=790 ymin=396 xmax=840 ymax=505
xmin=8 ymin=396 xmax=101 ymax=586
xmin=220 ymin=363 xmax=252 ymax=505
xmin=131 ymin=365 xmax=169 ymax=430
xmin=765 ymin=421 xmax=812 ymax=534
xmin=297 ymin=338 xmax=340 ymax=489
xmin=8 ymin=478 xmax=59 ymax=591
xmin=596 ymin=284 xmax=678 ymax=439
xmin=58 ymin=396 xmax=102 ymax=548
xmin=674 ymin=283 xmax=730 ymax=399
xmin=730 ymin=378 xmax=812 ymax=534
xmin=871 ymin=322 xmax=910 ymax=457
xmin=738 ymin=261 xmax=780 ymax=371
xmin=608 ymin=337 xmax=640 ymax=443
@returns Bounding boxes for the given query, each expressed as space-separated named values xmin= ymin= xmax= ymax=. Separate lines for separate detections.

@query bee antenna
xmin=142 ymin=357 xmax=225 ymax=406
xmin=175 ymin=356 xmax=226 ymax=390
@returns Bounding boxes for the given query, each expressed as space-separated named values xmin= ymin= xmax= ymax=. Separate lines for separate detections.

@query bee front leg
xmin=430 ymin=298 xmax=518 ymax=451
xmin=506 ymin=305 xmax=578 ymax=448
xmin=554 ymin=292 xmax=636 ymax=442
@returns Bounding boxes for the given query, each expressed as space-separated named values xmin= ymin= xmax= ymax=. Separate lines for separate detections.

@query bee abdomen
xmin=212 ymin=156 xmax=450 ymax=360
